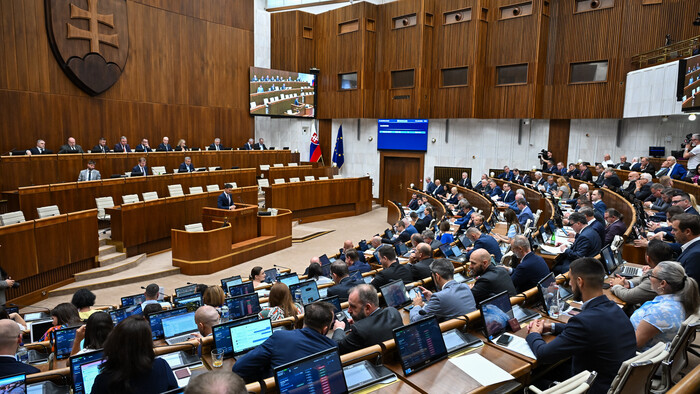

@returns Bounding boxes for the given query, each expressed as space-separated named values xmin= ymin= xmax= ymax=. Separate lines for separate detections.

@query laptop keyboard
xmin=166 ymin=334 xmax=193 ymax=345
xmin=620 ymin=265 xmax=642 ymax=277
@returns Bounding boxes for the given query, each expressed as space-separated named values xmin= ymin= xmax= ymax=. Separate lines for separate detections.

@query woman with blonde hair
xmin=203 ymin=286 xmax=225 ymax=308
xmin=554 ymin=178 xmax=571 ymax=200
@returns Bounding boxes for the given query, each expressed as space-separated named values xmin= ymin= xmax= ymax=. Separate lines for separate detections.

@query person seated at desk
xmin=438 ymin=221 xmax=453 ymax=245
xmin=672 ymin=213 xmax=700 ymax=284
xmin=175 ymin=139 xmax=189 ymax=151
xmin=339 ymin=240 xmax=367 ymax=264
xmin=579 ymin=208 xmax=604 ymax=245
xmin=308 ymin=262 xmax=334 ymax=285
xmin=554 ymin=178 xmax=571 ymax=200
xmin=217 ymin=184 xmax=236 ymax=210
xmin=253 ymin=138 xmax=267 ymax=150
xmin=487 ymin=180 xmax=502 ymax=199
xmin=71 ymin=288 xmax=98 ymax=320
xmin=345 ymin=249 xmax=370 ymax=274
xmin=209 ymin=138 xmax=226 ymax=151
xmin=576 ymin=162 xmax=593 ymax=182
xmin=256 ymin=85 xmax=264 ymax=93
xmin=328 ymin=261 xmax=363 ymax=303
xmin=544 ymin=176 xmax=558 ymax=194
xmin=203 ymin=286 xmax=225 ymax=308
xmin=370 ymin=245 xmax=413 ymax=290
xmin=331 ymin=284 xmax=403 ymax=354
xmin=504 ymin=235 xmax=549 ymax=293
xmin=443 ymin=187 xmax=459 ymax=205
xmin=410 ymin=196 xmax=428 ymax=220
xmin=610 ymin=240 xmax=673 ymax=306
xmin=70 ymin=311 xmax=113 ymax=356
xmin=494 ymin=209 xmax=521 ymax=245
xmin=552 ymin=212 xmax=602 ymax=275
xmin=178 ymin=156 xmax=196 ymax=173
xmin=92 ymin=315 xmax=178 ymax=393
xmin=513 ymin=168 xmax=531 ymax=185
xmin=506 ymin=192 xmax=525 ymax=214
xmin=526 ymin=257 xmax=636 ymax=394
xmin=468 ymin=248 xmax=516 ymax=305
xmin=458 ymin=171 xmax=472 ymax=189
xmin=565 ymin=163 xmax=580 ymax=178
xmin=186 ymin=371 xmax=247 ymax=393
xmin=41 ymin=303 xmax=82 ymax=342
xmin=600 ymin=168 xmax=622 ymax=189
xmin=131 ymin=157 xmax=149 ymax=176
xmin=258 ymin=282 xmax=303 ymax=321
xmin=431 ymin=179 xmax=446 ymax=197
xmin=464 ymin=228 xmax=502 ymax=263
xmin=673 ymin=192 xmax=700 ymax=216
xmin=241 ymin=138 xmax=255 ymax=150
xmin=389 ymin=219 xmax=414 ymax=244
xmin=114 ymin=136 xmax=131 ymax=152
xmin=421 ymin=230 xmax=442 ymax=250
xmin=410 ymin=258 xmax=476 ymax=322
xmin=516 ymin=199 xmax=534 ymax=228
xmin=408 ymin=243 xmax=434 ymax=282
xmin=603 ymin=208 xmax=626 ymax=246
xmin=424 ymin=177 xmax=436 ymax=194
xmin=0 ymin=320 xmax=39 ymax=378
xmin=157 ymin=136 xmax=173 ymax=152
xmin=499 ymin=183 xmax=515 ymax=203
xmin=92 ymin=137 xmax=110 ymax=153
xmin=498 ymin=166 xmax=514 ymax=181
xmin=630 ymin=262 xmax=700 ymax=351
xmin=135 ymin=138 xmax=152 ymax=153
xmin=414 ymin=206 xmax=434 ymax=234
xmin=249 ymin=266 xmax=265 ymax=288
xmin=615 ymin=155 xmax=631 ymax=170
xmin=233 ymin=302 xmax=337 ymax=382
xmin=26 ymin=139 xmax=52 ymax=155
xmin=194 ymin=305 xmax=220 ymax=338
xmin=77 ymin=160 xmax=101 ymax=182
xmin=407 ymin=193 xmax=420 ymax=210
xmin=58 ymin=137 xmax=84 ymax=154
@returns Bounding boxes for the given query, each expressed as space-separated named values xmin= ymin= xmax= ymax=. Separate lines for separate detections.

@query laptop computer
xmin=277 ymin=272 xmax=300 ymax=287
xmin=147 ymin=307 xmax=188 ymax=340
xmin=108 ymin=306 xmax=143 ymax=326
xmin=288 ymin=280 xmax=321 ymax=305
xmin=459 ymin=234 xmax=473 ymax=249
xmin=264 ymin=268 xmax=278 ymax=283
xmin=0 ymin=374 xmax=25 ymax=393
xmin=315 ymin=296 xmax=351 ymax=323
xmin=70 ymin=350 xmax=106 ymax=394
xmin=30 ymin=319 xmax=53 ymax=344
xmin=480 ymin=291 xmax=537 ymax=359
xmin=51 ymin=326 xmax=80 ymax=360
xmin=349 ymin=270 xmax=364 ymax=282
xmin=227 ymin=282 xmax=255 ymax=297
xmin=537 ymin=273 xmax=573 ymax=317
xmin=394 ymin=242 xmax=409 ymax=257
xmin=156 ymin=350 xmax=202 ymax=370
xmin=120 ymin=293 xmax=146 ymax=307
xmin=601 ymin=246 xmax=642 ymax=277
xmin=274 ymin=348 xmax=349 ymax=394
xmin=230 ymin=318 xmax=273 ymax=357
xmin=379 ymin=280 xmax=413 ymax=310
xmin=438 ymin=243 xmax=467 ymax=263
xmin=212 ymin=315 xmax=261 ymax=359
xmin=172 ymin=294 xmax=203 ymax=312
xmin=225 ymin=293 xmax=261 ymax=319
xmin=392 ymin=316 xmax=448 ymax=376
xmin=441 ymin=328 xmax=482 ymax=353
xmin=321 ymin=262 xmax=332 ymax=278
xmin=319 ymin=254 xmax=334 ymax=267
xmin=220 ymin=275 xmax=242 ymax=292
xmin=174 ymin=284 xmax=197 ymax=298
xmin=162 ymin=311 xmax=198 ymax=345
xmin=21 ymin=310 xmax=48 ymax=322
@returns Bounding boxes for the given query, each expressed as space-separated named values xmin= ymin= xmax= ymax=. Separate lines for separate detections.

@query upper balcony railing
xmin=631 ymin=35 xmax=700 ymax=70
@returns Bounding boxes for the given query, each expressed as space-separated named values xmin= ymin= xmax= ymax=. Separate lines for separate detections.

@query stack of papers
xmin=449 ymin=354 xmax=514 ymax=386
xmin=539 ymin=245 xmax=562 ymax=255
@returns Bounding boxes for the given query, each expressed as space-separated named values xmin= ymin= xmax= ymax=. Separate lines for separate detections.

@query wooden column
xmin=548 ymin=119 xmax=570 ymax=165
xmin=318 ymin=119 xmax=332 ymax=165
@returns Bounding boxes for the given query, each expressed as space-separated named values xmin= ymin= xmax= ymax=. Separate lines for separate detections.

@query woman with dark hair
xmin=203 ymin=286 xmax=225 ymax=308
xmin=250 ymin=266 xmax=265 ymax=288
xmin=0 ymin=306 xmax=26 ymax=330
xmin=71 ymin=311 xmax=114 ymax=356
xmin=306 ymin=263 xmax=333 ymax=285
xmin=92 ymin=315 xmax=178 ymax=393
xmin=438 ymin=221 xmax=454 ymax=245
xmin=40 ymin=303 xmax=81 ymax=341
xmin=258 ymin=283 xmax=302 ymax=321
xmin=494 ymin=209 xmax=522 ymax=245
xmin=71 ymin=288 xmax=97 ymax=320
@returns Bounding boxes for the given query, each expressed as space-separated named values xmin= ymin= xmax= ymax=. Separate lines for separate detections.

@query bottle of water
xmin=221 ymin=304 xmax=230 ymax=323
xmin=548 ymin=284 xmax=561 ymax=318
xmin=294 ymin=289 xmax=302 ymax=304
xmin=15 ymin=345 xmax=28 ymax=364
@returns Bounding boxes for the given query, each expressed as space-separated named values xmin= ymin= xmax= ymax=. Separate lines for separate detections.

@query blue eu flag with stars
xmin=332 ymin=125 xmax=344 ymax=169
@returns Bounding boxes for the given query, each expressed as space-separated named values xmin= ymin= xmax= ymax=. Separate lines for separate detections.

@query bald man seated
xmin=0 ymin=320 xmax=39 ymax=378
xmin=195 ymin=305 xmax=221 ymax=337
xmin=468 ymin=248 xmax=516 ymax=305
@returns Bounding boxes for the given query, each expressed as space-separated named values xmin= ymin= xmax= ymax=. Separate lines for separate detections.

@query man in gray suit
xmin=409 ymin=258 xmax=476 ymax=322
xmin=77 ymin=160 xmax=101 ymax=182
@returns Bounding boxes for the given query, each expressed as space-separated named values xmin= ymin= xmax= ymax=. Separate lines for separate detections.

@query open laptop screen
xmin=480 ymin=291 xmax=515 ymax=340
xmin=599 ymin=245 xmax=620 ymax=275
xmin=379 ymin=280 xmax=409 ymax=309
xmin=395 ymin=242 xmax=408 ymax=256
xmin=288 ymin=280 xmax=320 ymax=305
xmin=537 ymin=273 xmax=573 ymax=311
xmin=161 ymin=311 xmax=197 ymax=339
xmin=52 ymin=326 xmax=80 ymax=360
xmin=173 ymin=294 xmax=203 ymax=312
xmin=277 ymin=273 xmax=300 ymax=287
xmin=392 ymin=316 xmax=448 ymax=376
xmin=319 ymin=254 xmax=332 ymax=266
xmin=220 ymin=275 xmax=242 ymax=291
xmin=438 ymin=243 xmax=454 ymax=257
xmin=212 ymin=315 xmax=260 ymax=358
xmin=70 ymin=350 xmax=105 ymax=394
xmin=225 ymin=293 xmax=261 ymax=319
xmin=227 ymin=282 xmax=255 ymax=297
xmin=120 ymin=294 xmax=145 ymax=307
xmin=148 ymin=307 xmax=188 ymax=340
xmin=317 ymin=296 xmax=342 ymax=312
xmin=174 ymin=284 xmax=197 ymax=298
xmin=274 ymin=348 xmax=348 ymax=394
xmin=230 ymin=319 xmax=273 ymax=355
xmin=264 ymin=268 xmax=278 ymax=283
xmin=30 ymin=320 xmax=53 ymax=343
xmin=0 ymin=374 xmax=25 ymax=393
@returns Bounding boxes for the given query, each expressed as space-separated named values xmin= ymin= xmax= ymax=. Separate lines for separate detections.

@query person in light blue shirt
xmin=630 ymin=261 xmax=699 ymax=351
xmin=516 ymin=199 xmax=534 ymax=228
xmin=410 ymin=259 xmax=476 ymax=322
xmin=411 ymin=196 xmax=428 ymax=219
xmin=256 ymin=85 xmax=263 ymax=93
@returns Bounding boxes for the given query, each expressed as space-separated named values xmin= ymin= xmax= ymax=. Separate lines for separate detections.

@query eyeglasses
xmin=671 ymin=200 xmax=683 ymax=204
xmin=649 ymin=273 xmax=662 ymax=281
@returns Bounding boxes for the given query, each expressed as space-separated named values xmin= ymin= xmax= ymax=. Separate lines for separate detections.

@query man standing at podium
xmin=218 ymin=184 xmax=236 ymax=210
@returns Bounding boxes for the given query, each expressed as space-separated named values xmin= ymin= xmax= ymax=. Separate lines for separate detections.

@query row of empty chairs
xmin=257 ymin=175 xmax=338 ymax=187
xmin=259 ymin=163 xmax=298 ymax=170
xmin=0 ymin=205 xmax=64 ymax=226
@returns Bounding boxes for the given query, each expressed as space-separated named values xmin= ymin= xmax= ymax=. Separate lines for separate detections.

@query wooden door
xmin=380 ymin=152 xmax=424 ymax=206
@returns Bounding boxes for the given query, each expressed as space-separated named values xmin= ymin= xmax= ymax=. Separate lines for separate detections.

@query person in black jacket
xmin=327 ymin=261 xmax=362 ymax=302
xmin=468 ymin=248 xmax=516 ymax=305
xmin=331 ymin=284 xmax=403 ymax=354
xmin=577 ymin=163 xmax=593 ymax=182
xmin=408 ymin=243 xmax=433 ymax=282
xmin=0 ymin=320 xmax=39 ymax=378
xmin=414 ymin=206 xmax=434 ymax=234
xmin=370 ymin=245 xmax=413 ymax=290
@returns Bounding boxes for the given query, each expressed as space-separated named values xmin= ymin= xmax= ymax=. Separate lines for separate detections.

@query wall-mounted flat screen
xmin=680 ymin=54 xmax=700 ymax=112
xmin=250 ymin=66 xmax=315 ymax=118
xmin=377 ymin=119 xmax=429 ymax=152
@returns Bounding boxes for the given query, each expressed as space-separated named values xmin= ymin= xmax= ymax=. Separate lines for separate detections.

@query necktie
xmin=141 ymin=166 xmax=145 ymax=174
xmin=39 ymin=148 xmax=42 ymax=153
xmin=71 ymin=146 xmax=74 ymax=151
xmin=88 ymin=169 xmax=92 ymax=181
xmin=227 ymin=194 xmax=231 ymax=205
xmin=216 ymin=145 xmax=219 ymax=151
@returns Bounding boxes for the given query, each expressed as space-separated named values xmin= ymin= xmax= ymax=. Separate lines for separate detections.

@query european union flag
xmin=332 ymin=125 xmax=344 ymax=169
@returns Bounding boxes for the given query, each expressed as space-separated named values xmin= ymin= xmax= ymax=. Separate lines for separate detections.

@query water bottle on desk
xmin=15 ymin=345 xmax=28 ymax=364
xmin=221 ymin=305 xmax=230 ymax=323
xmin=547 ymin=284 xmax=561 ymax=318
xmin=294 ymin=289 xmax=302 ymax=305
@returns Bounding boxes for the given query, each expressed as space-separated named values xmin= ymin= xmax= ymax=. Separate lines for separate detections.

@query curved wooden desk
xmin=447 ymin=183 xmax=494 ymax=222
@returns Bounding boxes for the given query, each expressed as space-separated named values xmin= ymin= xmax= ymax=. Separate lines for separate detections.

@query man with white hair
xmin=532 ymin=171 xmax=546 ymax=189
xmin=601 ymin=153 xmax=614 ymax=168
xmin=656 ymin=156 xmax=687 ymax=180
xmin=566 ymin=183 xmax=589 ymax=206
xmin=633 ymin=173 xmax=653 ymax=201
xmin=615 ymin=155 xmax=630 ymax=170
xmin=683 ymin=133 xmax=700 ymax=178
xmin=601 ymin=167 xmax=622 ymax=189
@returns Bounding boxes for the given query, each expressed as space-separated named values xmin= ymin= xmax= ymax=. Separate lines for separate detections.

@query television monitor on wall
xmin=249 ymin=66 xmax=315 ymax=118
xmin=377 ymin=119 xmax=429 ymax=152
xmin=679 ymin=54 xmax=700 ymax=112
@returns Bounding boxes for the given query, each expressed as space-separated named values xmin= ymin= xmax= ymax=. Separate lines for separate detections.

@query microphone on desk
xmin=8 ymin=303 xmax=51 ymax=314
xmin=273 ymin=264 xmax=291 ymax=271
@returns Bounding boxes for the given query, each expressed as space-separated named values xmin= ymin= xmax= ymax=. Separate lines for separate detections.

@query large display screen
xmin=249 ymin=66 xmax=315 ymax=118
xmin=681 ymin=54 xmax=700 ymax=112
xmin=377 ymin=119 xmax=429 ymax=151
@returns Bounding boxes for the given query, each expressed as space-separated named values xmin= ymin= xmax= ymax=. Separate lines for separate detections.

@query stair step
xmin=98 ymin=244 xmax=116 ymax=257
xmin=49 ymin=267 xmax=181 ymax=297
xmin=75 ymin=254 xmax=147 ymax=282
xmin=98 ymin=252 xmax=126 ymax=267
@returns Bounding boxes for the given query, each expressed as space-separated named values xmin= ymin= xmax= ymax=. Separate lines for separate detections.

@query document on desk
xmin=449 ymin=353 xmax=514 ymax=387
xmin=495 ymin=335 xmax=538 ymax=360
xmin=539 ymin=244 xmax=562 ymax=255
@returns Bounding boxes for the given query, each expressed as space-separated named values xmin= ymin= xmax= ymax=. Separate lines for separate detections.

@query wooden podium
xmin=172 ymin=206 xmax=292 ymax=275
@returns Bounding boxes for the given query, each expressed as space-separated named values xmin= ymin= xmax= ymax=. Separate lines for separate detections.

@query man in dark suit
xmin=506 ymin=235 xmax=550 ymax=293
xmin=232 ymin=302 xmax=337 ymax=382
xmin=331 ymin=284 xmax=403 ymax=354
xmin=345 ymin=249 xmax=370 ymax=274
xmin=591 ymin=189 xmax=607 ymax=216
xmin=601 ymin=168 xmax=622 ymax=189
xmin=577 ymin=163 xmax=593 ymax=182
xmin=638 ymin=156 xmax=656 ymax=175
xmin=603 ymin=208 xmax=626 ymax=246
xmin=458 ymin=172 xmax=472 ymax=189
xmin=217 ymin=184 xmax=236 ymax=210
xmin=114 ymin=136 xmax=131 ymax=152
xmin=592 ymin=164 xmax=606 ymax=187
xmin=26 ymin=139 xmax=52 ymax=155
xmin=253 ymin=138 xmax=267 ymax=150
xmin=131 ymin=157 xmax=149 ymax=176
xmin=135 ymin=138 xmax=152 ymax=152
xmin=672 ymin=192 xmax=700 ymax=216
xmin=370 ymin=246 xmax=413 ymax=290
xmin=421 ymin=230 xmax=442 ymax=250
xmin=241 ymin=138 xmax=255 ymax=150
xmin=424 ymin=177 xmax=436 ymax=194
xmin=0 ymin=320 xmax=40 ymax=378
xmin=178 ymin=157 xmax=196 ymax=173
xmin=414 ymin=206 xmax=433 ymax=234
xmin=92 ymin=137 xmax=110 ymax=153
xmin=526 ymin=257 xmax=636 ymax=394
xmin=513 ymin=169 xmax=531 ymax=185
xmin=209 ymin=138 xmax=226 ymax=151
xmin=553 ymin=212 xmax=602 ymax=275
xmin=157 ymin=137 xmax=173 ymax=152
xmin=468 ymin=248 xmax=516 ymax=305
xmin=565 ymin=163 xmax=580 ymax=178
xmin=630 ymin=160 xmax=642 ymax=171
xmin=580 ymin=208 xmax=605 ymax=245
xmin=643 ymin=183 xmax=667 ymax=211
xmin=498 ymin=166 xmax=514 ymax=181
xmin=407 ymin=193 xmax=420 ymax=210
xmin=408 ymin=243 xmax=433 ymax=281
xmin=615 ymin=155 xmax=631 ymax=170
xmin=327 ymin=261 xmax=363 ymax=302
xmin=532 ymin=172 xmax=546 ymax=190
xmin=58 ymin=137 xmax=84 ymax=154
xmin=672 ymin=214 xmax=700 ymax=284
xmin=499 ymin=183 xmax=515 ymax=203
xmin=431 ymin=179 xmax=446 ymax=197
xmin=463 ymin=228 xmax=502 ymax=262
xmin=487 ymin=180 xmax=502 ymax=199
xmin=516 ymin=199 xmax=534 ymax=228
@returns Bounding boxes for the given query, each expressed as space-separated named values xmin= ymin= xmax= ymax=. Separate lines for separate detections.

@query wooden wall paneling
xmin=50 ymin=183 xmax=78 ymax=217
xmin=34 ymin=215 xmax=70 ymax=272
xmin=361 ymin=2 xmax=379 ymax=118
xmin=531 ymin=0 xmax=550 ymax=118
xmin=417 ymin=0 xmax=435 ymax=118
xmin=548 ymin=119 xmax=571 ymax=165
xmin=0 ymin=221 xmax=39 ymax=280
xmin=67 ymin=209 xmax=99 ymax=263
xmin=318 ymin=120 xmax=332 ymax=164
